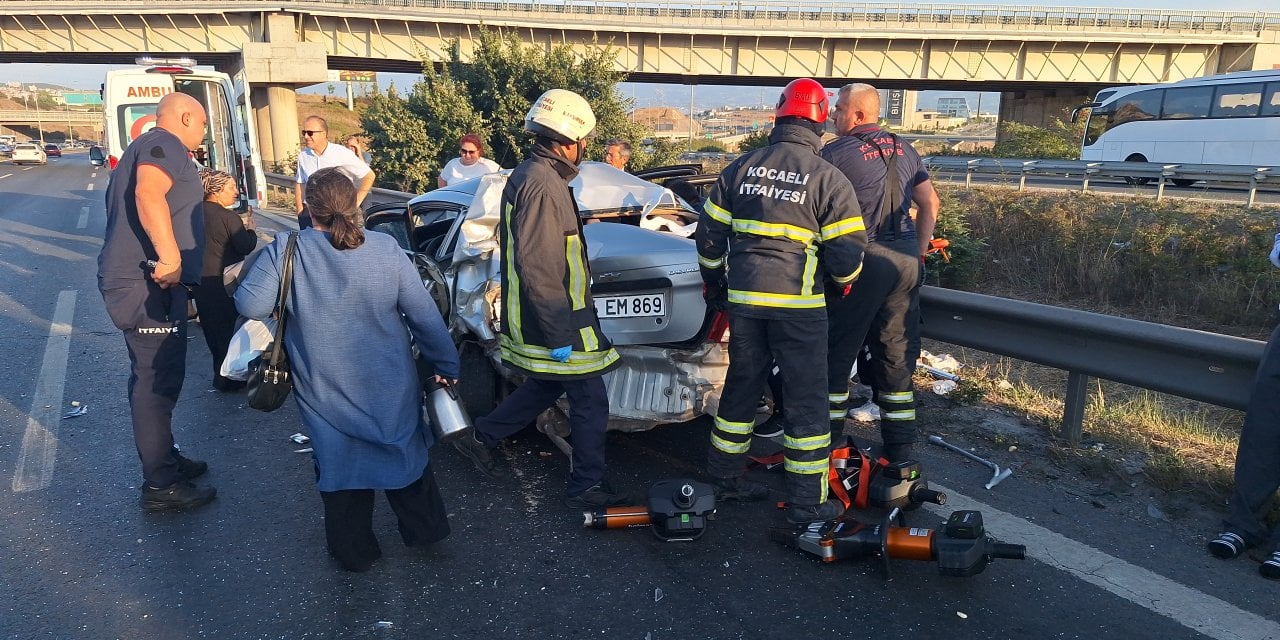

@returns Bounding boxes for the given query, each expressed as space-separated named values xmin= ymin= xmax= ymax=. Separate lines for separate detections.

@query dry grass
xmin=928 ymin=345 xmax=1243 ymax=504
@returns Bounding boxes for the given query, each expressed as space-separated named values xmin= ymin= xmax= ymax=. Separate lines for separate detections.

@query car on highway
xmin=363 ymin=161 xmax=727 ymax=434
xmin=0 ymin=143 xmax=12 ymax=157
xmin=11 ymin=143 xmax=47 ymax=165
xmin=88 ymin=146 xmax=105 ymax=167
xmin=43 ymin=143 xmax=62 ymax=158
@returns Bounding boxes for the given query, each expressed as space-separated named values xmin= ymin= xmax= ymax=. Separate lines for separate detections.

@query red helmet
xmin=775 ymin=78 xmax=829 ymax=123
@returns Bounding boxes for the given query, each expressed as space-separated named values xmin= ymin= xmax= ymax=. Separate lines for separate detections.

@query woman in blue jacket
xmin=236 ymin=168 xmax=460 ymax=572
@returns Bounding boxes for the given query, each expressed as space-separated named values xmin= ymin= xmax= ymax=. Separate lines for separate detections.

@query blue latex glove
xmin=1270 ymin=233 xmax=1280 ymax=269
xmin=550 ymin=346 xmax=572 ymax=363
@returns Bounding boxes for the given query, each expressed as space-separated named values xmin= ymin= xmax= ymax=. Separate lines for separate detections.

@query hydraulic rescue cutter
xmin=583 ymin=479 xmax=717 ymax=542
xmin=771 ymin=509 xmax=1026 ymax=578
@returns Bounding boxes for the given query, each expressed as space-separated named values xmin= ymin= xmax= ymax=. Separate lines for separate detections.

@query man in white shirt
xmin=295 ymin=116 xmax=375 ymax=228
xmin=438 ymin=133 xmax=501 ymax=187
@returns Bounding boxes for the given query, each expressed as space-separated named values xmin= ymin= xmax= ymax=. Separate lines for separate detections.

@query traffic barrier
xmin=924 ymin=156 xmax=1277 ymax=208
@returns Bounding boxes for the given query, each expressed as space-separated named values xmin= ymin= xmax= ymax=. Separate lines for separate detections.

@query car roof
xmin=408 ymin=161 xmax=694 ymax=216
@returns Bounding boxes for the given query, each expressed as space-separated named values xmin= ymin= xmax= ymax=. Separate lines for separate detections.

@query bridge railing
xmin=66 ymin=0 xmax=1278 ymax=33
xmin=924 ymin=157 xmax=1278 ymax=207
xmin=265 ymin=170 xmax=1266 ymax=443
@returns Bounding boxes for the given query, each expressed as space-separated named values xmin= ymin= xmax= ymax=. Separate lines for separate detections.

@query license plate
xmin=594 ymin=293 xmax=666 ymax=318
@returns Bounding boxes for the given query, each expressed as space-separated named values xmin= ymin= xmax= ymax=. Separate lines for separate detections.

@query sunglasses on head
xmin=302 ymin=130 xmax=324 ymax=137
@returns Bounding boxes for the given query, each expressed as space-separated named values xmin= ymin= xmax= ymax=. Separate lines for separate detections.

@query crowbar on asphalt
xmin=928 ymin=435 xmax=1013 ymax=489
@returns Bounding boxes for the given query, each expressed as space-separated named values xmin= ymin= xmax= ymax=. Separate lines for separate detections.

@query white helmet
xmin=524 ymin=89 xmax=596 ymax=144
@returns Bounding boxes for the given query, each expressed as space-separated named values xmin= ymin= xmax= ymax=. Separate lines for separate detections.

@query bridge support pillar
xmin=234 ymin=12 xmax=328 ymax=171
xmin=996 ymin=88 xmax=1092 ymax=142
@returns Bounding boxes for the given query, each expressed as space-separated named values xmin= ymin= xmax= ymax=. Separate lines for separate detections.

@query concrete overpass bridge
xmin=5 ymin=1 xmax=1275 ymax=165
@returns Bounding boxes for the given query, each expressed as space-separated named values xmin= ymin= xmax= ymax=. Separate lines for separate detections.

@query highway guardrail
xmin=266 ymin=171 xmax=1265 ymax=443
xmin=924 ymin=156 xmax=1277 ymax=207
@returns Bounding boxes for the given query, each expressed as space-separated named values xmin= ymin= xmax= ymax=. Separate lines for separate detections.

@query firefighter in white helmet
xmin=453 ymin=89 xmax=631 ymax=510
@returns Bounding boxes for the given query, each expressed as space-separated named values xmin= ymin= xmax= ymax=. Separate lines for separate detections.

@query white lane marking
xmin=12 ymin=290 xmax=77 ymax=493
xmin=76 ymin=206 xmax=89 ymax=229
xmin=91 ymin=172 xmax=98 ymax=179
xmin=0 ymin=173 xmax=11 ymax=180
xmin=86 ymin=182 xmax=94 ymax=190
xmin=924 ymin=485 xmax=1280 ymax=640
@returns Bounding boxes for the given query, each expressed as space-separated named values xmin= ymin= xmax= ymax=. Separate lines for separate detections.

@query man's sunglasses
xmin=302 ymin=130 xmax=324 ymax=137
xmin=459 ymin=148 xmax=479 ymax=155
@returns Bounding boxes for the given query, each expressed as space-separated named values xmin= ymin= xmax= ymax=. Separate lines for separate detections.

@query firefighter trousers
xmin=1222 ymin=323 xmax=1280 ymax=551
xmin=707 ymin=313 xmax=830 ymax=506
xmin=826 ymin=239 xmax=922 ymax=449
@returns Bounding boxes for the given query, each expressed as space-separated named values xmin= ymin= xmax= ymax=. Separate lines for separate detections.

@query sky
xmin=1 ymin=0 xmax=1274 ymax=105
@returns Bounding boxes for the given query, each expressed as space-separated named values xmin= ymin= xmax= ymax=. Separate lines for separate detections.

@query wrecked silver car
xmin=364 ymin=162 xmax=729 ymax=434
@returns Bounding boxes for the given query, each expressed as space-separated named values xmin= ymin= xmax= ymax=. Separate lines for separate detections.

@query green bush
xmin=991 ymin=119 xmax=1081 ymax=160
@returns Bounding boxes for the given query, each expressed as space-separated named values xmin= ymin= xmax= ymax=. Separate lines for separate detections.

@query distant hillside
xmin=295 ymin=94 xmax=366 ymax=141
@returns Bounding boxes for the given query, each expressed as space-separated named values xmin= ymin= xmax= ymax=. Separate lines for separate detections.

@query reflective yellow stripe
xmin=819 ymin=216 xmax=867 ymax=241
xmin=785 ymin=456 xmax=830 ymax=474
xmin=828 ymin=392 xmax=849 ymax=403
xmin=500 ymin=336 xmax=619 ymax=375
xmin=879 ymin=391 xmax=914 ymax=403
xmin=566 ymin=233 xmax=586 ymax=311
xmin=727 ymin=289 xmax=825 ymax=309
xmin=714 ymin=415 xmax=754 ymax=435
xmin=830 ymin=410 xmax=847 ymax=420
xmin=579 ymin=326 xmax=598 ymax=351
xmin=703 ymin=199 xmax=732 ymax=225
xmin=712 ymin=433 xmax=751 ymax=454
xmin=830 ymin=262 xmax=863 ymax=285
xmin=883 ymin=410 xmax=917 ymax=420
xmin=503 ymin=203 xmax=523 ymax=344
xmin=801 ymin=244 xmax=818 ymax=297
xmin=731 ymin=219 xmax=817 ymax=244
xmin=785 ymin=433 xmax=831 ymax=451
xmin=698 ymin=253 xmax=724 ymax=269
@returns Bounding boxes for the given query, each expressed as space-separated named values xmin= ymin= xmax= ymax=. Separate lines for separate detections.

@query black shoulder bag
xmin=246 ymin=232 xmax=298 ymax=412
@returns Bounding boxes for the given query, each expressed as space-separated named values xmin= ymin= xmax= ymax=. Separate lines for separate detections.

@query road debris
xmin=62 ymin=404 xmax=88 ymax=419
xmin=289 ymin=433 xmax=310 ymax=445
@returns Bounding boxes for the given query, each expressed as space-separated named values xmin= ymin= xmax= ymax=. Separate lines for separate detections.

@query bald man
xmin=820 ymin=83 xmax=940 ymax=463
xmin=99 ymin=91 xmax=218 ymax=511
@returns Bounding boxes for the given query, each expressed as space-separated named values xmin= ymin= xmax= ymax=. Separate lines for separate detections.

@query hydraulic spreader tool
xmin=583 ymin=480 xmax=717 ymax=541
xmin=771 ymin=509 xmax=1026 ymax=578
xmin=755 ymin=444 xmax=947 ymax=514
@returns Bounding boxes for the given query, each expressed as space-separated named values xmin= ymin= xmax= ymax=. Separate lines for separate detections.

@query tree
xmin=360 ymin=27 xmax=680 ymax=192
xmin=696 ymin=140 xmax=727 ymax=153
xmin=737 ymin=129 xmax=770 ymax=152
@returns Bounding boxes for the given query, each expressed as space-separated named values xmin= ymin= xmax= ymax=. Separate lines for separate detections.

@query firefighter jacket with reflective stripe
xmin=696 ymin=123 xmax=868 ymax=318
xmin=498 ymin=144 xmax=620 ymax=380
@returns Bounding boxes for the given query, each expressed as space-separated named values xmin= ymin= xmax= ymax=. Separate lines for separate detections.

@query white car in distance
xmin=11 ymin=143 xmax=48 ymax=166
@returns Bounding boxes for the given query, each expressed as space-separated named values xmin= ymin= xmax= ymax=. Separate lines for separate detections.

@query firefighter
xmin=821 ymin=83 xmax=941 ymax=463
xmin=453 ymin=89 xmax=631 ymax=510
xmin=698 ymin=78 xmax=868 ymax=524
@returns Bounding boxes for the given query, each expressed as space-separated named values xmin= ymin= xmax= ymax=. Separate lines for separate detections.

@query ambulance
xmin=102 ymin=57 xmax=266 ymax=209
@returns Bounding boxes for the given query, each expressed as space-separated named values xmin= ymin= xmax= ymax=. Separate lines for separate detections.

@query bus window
xmin=1083 ymin=107 xmax=1110 ymax=147
xmin=1211 ymin=83 xmax=1262 ymax=117
xmin=1160 ymin=86 xmax=1212 ymax=119
xmin=1262 ymin=83 xmax=1280 ymax=117
xmin=1111 ymin=89 xmax=1162 ymax=127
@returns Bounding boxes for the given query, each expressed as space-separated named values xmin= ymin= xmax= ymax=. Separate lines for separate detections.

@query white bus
xmin=102 ymin=58 xmax=266 ymax=209
xmin=1073 ymin=70 xmax=1280 ymax=184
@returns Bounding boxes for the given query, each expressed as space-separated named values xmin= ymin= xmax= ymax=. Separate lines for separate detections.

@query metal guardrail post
xmin=1156 ymin=165 xmax=1177 ymax=202
xmin=1062 ymin=371 xmax=1090 ymax=445
xmin=1248 ymin=168 xmax=1269 ymax=208
xmin=1019 ymin=160 xmax=1036 ymax=191
xmin=965 ymin=159 xmax=978 ymax=189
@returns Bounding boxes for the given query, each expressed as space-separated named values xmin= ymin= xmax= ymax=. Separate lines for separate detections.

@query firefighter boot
xmin=714 ymin=475 xmax=770 ymax=502
xmin=785 ymin=499 xmax=846 ymax=525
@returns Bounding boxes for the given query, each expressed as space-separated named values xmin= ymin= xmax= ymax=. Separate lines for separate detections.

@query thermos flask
xmin=424 ymin=378 xmax=472 ymax=442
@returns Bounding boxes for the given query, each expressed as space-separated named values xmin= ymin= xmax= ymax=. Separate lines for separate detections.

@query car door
xmin=364 ymin=201 xmax=452 ymax=323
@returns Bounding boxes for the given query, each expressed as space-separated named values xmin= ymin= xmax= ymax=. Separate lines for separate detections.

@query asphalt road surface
xmin=2 ymin=153 xmax=1279 ymax=639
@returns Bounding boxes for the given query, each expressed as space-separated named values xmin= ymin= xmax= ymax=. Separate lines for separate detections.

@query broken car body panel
xmin=369 ymin=162 xmax=727 ymax=431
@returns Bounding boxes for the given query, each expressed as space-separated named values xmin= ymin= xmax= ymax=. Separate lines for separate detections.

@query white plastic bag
xmin=220 ymin=318 xmax=276 ymax=381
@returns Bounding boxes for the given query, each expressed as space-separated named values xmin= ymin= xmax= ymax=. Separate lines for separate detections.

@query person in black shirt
xmin=194 ymin=168 xmax=258 ymax=391
xmin=98 ymin=92 xmax=216 ymax=511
